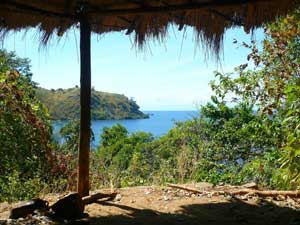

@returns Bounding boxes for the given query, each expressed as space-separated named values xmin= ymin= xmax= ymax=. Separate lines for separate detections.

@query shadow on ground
xmin=89 ymin=198 xmax=300 ymax=225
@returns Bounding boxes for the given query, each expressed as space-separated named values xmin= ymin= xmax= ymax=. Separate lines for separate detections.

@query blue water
xmin=53 ymin=111 xmax=198 ymax=147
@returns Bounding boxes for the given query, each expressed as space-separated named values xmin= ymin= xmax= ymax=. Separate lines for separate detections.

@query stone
xmin=241 ymin=182 xmax=258 ymax=189
xmin=9 ymin=199 xmax=49 ymax=219
xmin=51 ymin=193 xmax=84 ymax=220
xmin=225 ymin=195 xmax=233 ymax=200
xmin=66 ymin=217 xmax=90 ymax=225
xmin=240 ymin=195 xmax=249 ymax=200
xmin=115 ymin=194 xmax=122 ymax=201
xmin=163 ymin=196 xmax=169 ymax=201
xmin=276 ymin=195 xmax=286 ymax=201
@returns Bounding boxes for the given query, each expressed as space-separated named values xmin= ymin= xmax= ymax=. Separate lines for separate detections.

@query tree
xmin=97 ymin=124 xmax=154 ymax=187
xmin=0 ymin=53 xmax=53 ymax=201
xmin=209 ymin=9 xmax=300 ymax=189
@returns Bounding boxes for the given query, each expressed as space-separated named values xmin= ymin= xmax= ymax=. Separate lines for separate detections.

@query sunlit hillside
xmin=36 ymin=87 xmax=149 ymax=120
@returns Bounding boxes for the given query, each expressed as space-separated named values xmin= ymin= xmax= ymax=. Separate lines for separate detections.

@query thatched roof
xmin=0 ymin=0 xmax=297 ymax=56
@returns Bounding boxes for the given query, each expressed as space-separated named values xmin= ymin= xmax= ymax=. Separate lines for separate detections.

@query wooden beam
xmin=0 ymin=0 xmax=75 ymax=19
xmin=78 ymin=14 xmax=91 ymax=197
xmin=89 ymin=0 xmax=270 ymax=16
xmin=0 ymin=0 xmax=271 ymax=22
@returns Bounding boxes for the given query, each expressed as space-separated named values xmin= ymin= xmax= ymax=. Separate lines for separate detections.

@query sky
xmin=1 ymin=26 xmax=264 ymax=111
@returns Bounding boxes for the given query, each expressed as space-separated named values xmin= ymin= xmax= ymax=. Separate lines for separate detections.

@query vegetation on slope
xmin=0 ymin=51 xmax=56 ymax=201
xmin=89 ymin=9 xmax=300 ymax=189
xmin=36 ymin=87 xmax=148 ymax=120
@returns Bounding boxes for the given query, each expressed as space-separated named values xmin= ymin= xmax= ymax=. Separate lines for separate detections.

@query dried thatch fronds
xmin=0 ymin=0 xmax=297 ymax=57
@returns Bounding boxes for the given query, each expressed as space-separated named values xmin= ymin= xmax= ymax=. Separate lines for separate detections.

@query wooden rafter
xmin=0 ymin=0 xmax=75 ymax=19
xmin=0 ymin=0 xmax=270 ymax=20
xmin=88 ymin=0 xmax=269 ymax=16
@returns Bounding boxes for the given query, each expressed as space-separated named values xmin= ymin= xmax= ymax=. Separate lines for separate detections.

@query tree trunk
xmin=78 ymin=16 xmax=91 ymax=197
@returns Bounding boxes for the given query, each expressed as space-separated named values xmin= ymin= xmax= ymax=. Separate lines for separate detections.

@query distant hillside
xmin=36 ymin=87 xmax=149 ymax=120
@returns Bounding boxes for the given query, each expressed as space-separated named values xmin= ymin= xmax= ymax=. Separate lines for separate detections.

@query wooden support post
xmin=78 ymin=15 xmax=91 ymax=197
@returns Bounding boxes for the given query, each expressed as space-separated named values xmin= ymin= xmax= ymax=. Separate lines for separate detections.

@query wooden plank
xmin=167 ymin=183 xmax=203 ymax=194
xmin=78 ymin=15 xmax=91 ymax=197
xmin=167 ymin=183 xmax=300 ymax=198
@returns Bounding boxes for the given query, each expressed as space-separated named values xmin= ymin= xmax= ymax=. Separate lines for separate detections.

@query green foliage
xmin=207 ymin=9 xmax=300 ymax=189
xmin=91 ymin=9 xmax=300 ymax=190
xmin=237 ymin=150 xmax=282 ymax=188
xmin=93 ymin=100 xmax=272 ymax=187
xmin=51 ymin=120 xmax=96 ymax=191
xmin=140 ymin=102 xmax=273 ymax=185
xmin=0 ymin=50 xmax=32 ymax=79
xmin=59 ymin=120 xmax=94 ymax=153
xmin=0 ymin=51 xmax=54 ymax=201
xmin=36 ymin=87 xmax=148 ymax=120
xmin=96 ymin=124 xmax=154 ymax=187
xmin=59 ymin=120 xmax=81 ymax=153
xmin=0 ymin=171 xmax=47 ymax=202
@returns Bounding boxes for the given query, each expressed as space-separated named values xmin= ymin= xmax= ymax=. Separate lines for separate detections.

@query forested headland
xmin=36 ymin=87 xmax=148 ymax=120
xmin=1 ymin=9 xmax=300 ymax=202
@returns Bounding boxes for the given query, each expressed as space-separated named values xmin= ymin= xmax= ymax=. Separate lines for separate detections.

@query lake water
xmin=53 ymin=111 xmax=198 ymax=147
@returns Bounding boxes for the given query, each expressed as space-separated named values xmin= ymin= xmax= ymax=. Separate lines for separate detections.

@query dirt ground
xmin=1 ymin=183 xmax=300 ymax=225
